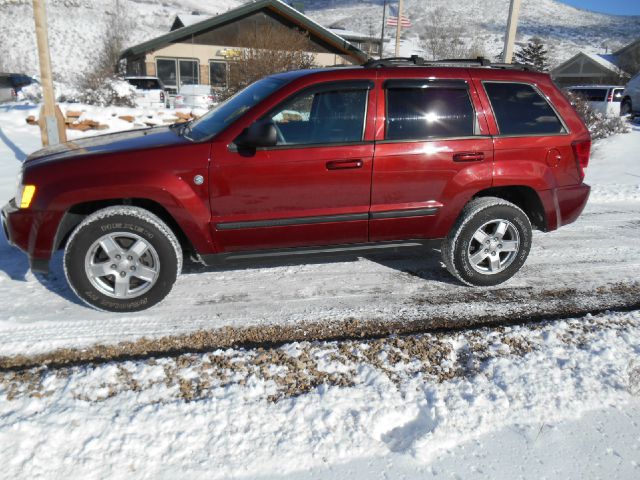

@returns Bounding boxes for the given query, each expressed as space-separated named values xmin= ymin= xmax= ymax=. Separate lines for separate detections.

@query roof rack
xmin=362 ymin=56 xmax=532 ymax=71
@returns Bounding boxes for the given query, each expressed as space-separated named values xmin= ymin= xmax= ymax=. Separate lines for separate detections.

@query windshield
xmin=186 ymin=77 xmax=287 ymax=142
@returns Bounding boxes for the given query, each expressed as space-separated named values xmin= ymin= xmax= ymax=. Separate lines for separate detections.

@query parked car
xmin=0 ymin=73 xmax=36 ymax=103
xmin=566 ymin=85 xmax=625 ymax=117
xmin=3 ymin=57 xmax=592 ymax=312
xmin=125 ymin=76 xmax=168 ymax=108
xmin=621 ymin=72 xmax=640 ymax=117
xmin=174 ymin=84 xmax=218 ymax=109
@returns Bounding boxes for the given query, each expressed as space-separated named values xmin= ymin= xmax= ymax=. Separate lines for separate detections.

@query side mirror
xmin=236 ymin=120 xmax=278 ymax=148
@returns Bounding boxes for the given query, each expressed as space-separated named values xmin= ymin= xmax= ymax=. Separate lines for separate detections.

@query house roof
xmin=121 ymin=0 xmax=367 ymax=62
xmin=551 ymin=51 xmax=627 ymax=76
xmin=171 ymin=14 xmax=208 ymax=30
xmin=584 ymin=52 xmax=625 ymax=74
xmin=613 ymin=38 xmax=640 ymax=57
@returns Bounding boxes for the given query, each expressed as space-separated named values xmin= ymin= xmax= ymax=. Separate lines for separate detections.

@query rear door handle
xmin=326 ymin=159 xmax=363 ymax=170
xmin=453 ymin=152 xmax=485 ymax=162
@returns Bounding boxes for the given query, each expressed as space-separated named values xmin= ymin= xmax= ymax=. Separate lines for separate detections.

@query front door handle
xmin=326 ymin=159 xmax=364 ymax=170
xmin=453 ymin=152 xmax=485 ymax=162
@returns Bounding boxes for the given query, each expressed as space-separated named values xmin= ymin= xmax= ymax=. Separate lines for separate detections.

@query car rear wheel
xmin=64 ymin=206 xmax=182 ymax=312
xmin=441 ymin=197 xmax=532 ymax=287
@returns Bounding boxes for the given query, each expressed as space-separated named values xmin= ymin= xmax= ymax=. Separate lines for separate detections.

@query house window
xmin=156 ymin=58 xmax=200 ymax=92
xmin=209 ymin=61 xmax=228 ymax=89
xmin=179 ymin=59 xmax=199 ymax=86
xmin=156 ymin=58 xmax=177 ymax=89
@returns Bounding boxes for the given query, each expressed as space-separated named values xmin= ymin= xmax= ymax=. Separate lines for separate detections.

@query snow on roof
xmin=327 ymin=27 xmax=374 ymax=41
xmin=174 ymin=14 xmax=207 ymax=28
xmin=583 ymin=52 xmax=625 ymax=74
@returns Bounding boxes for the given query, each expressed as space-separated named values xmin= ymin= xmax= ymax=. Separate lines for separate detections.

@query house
xmin=120 ymin=0 xmax=368 ymax=94
xmin=551 ymin=39 xmax=640 ymax=87
xmin=326 ymin=25 xmax=382 ymax=57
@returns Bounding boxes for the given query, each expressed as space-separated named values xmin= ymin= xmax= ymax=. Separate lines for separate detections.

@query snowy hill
xmin=304 ymin=0 xmax=640 ymax=61
xmin=0 ymin=0 xmax=639 ymax=83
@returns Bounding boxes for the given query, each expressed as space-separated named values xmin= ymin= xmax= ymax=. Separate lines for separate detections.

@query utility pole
xmin=33 ymin=0 xmax=66 ymax=146
xmin=394 ymin=0 xmax=403 ymax=57
xmin=502 ymin=0 xmax=522 ymax=64
xmin=379 ymin=0 xmax=387 ymax=59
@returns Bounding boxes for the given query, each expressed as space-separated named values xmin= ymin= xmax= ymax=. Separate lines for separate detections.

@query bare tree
xmin=225 ymin=22 xmax=317 ymax=98
xmin=81 ymin=0 xmax=132 ymax=89
xmin=422 ymin=7 xmax=472 ymax=60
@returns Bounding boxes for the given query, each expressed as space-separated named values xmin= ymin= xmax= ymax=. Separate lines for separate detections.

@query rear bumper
xmin=540 ymin=183 xmax=590 ymax=231
xmin=557 ymin=183 xmax=590 ymax=227
xmin=2 ymin=199 xmax=52 ymax=273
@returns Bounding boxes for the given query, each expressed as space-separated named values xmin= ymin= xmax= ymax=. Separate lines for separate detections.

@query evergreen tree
xmin=514 ymin=37 xmax=550 ymax=71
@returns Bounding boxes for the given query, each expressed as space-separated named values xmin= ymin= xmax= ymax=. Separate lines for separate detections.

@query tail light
xmin=11 ymin=88 xmax=17 ymax=99
xmin=160 ymin=91 xmax=165 ymax=102
xmin=607 ymin=92 xmax=613 ymax=102
xmin=572 ymin=137 xmax=591 ymax=181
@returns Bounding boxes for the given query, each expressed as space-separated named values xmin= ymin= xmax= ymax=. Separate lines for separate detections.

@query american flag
xmin=386 ymin=5 xmax=411 ymax=28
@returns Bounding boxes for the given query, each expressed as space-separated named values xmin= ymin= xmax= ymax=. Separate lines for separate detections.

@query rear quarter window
xmin=385 ymin=82 xmax=476 ymax=140
xmin=484 ymin=82 xmax=566 ymax=136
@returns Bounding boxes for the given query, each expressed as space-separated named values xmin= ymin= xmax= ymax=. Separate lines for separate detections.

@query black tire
xmin=621 ymin=99 xmax=632 ymax=117
xmin=441 ymin=197 xmax=532 ymax=287
xmin=63 ymin=206 xmax=182 ymax=312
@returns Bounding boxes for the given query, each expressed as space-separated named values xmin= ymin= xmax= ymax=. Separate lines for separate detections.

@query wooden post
xmin=502 ymin=0 xmax=522 ymax=64
xmin=394 ymin=0 xmax=403 ymax=57
xmin=33 ymin=0 xmax=66 ymax=146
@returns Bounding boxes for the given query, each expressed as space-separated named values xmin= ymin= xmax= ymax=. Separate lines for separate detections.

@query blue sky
xmin=559 ymin=0 xmax=640 ymax=16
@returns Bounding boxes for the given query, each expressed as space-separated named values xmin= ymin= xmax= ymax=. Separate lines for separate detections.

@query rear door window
xmin=484 ymin=82 xmax=566 ymax=136
xmin=385 ymin=80 xmax=476 ymax=140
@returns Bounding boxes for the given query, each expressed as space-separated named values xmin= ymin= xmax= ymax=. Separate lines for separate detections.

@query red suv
xmin=2 ymin=57 xmax=591 ymax=312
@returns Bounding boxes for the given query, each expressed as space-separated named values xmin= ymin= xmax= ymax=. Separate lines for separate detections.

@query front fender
xmin=23 ymin=143 xmax=214 ymax=261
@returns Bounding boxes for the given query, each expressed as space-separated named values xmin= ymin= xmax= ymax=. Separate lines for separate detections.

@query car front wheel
xmin=441 ymin=197 xmax=532 ymax=287
xmin=64 ymin=206 xmax=182 ymax=312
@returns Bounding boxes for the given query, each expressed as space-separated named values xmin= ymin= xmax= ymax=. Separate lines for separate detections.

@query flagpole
xmin=379 ymin=0 xmax=387 ymax=59
xmin=394 ymin=0 xmax=403 ymax=56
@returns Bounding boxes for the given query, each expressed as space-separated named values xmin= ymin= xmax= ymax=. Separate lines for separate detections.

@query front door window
xmin=266 ymin=85 xmax=369 ymax=146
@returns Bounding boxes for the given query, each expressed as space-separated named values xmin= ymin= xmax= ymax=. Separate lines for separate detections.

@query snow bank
xmin=0 ymin=311 xmax=638 ymax=478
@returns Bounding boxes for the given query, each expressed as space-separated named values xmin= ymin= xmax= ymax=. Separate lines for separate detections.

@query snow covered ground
xmin=1 ymin=310 xmax=639 ymax=478
xmin=0 ymin=102 xmax=639 ymax=478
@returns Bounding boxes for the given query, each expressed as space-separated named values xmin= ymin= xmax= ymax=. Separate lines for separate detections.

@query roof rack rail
xmin=362 ymin=56 xmax=533 ymax=71
xmin=362 ymin=55 xmax=426 ymax=67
